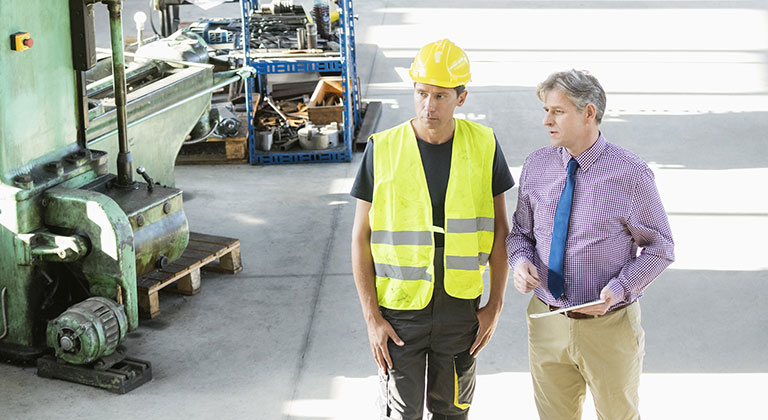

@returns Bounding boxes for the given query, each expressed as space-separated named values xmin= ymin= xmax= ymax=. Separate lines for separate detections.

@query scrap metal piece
xmin=265 ymin=96 xmax=291 ymax=126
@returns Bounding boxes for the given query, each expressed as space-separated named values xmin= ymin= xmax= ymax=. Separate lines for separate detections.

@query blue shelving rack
xmin=240 ymin=0 xmax=362 ymax=164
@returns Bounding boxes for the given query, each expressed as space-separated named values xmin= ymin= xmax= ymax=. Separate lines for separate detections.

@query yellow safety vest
xmin=370 ymin=118 xmax=496 ymax=310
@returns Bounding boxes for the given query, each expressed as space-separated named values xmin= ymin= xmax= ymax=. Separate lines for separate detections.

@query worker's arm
xmin=575 ymin=168 xmax=675 ymax=315
xmin=351 ymin=199 xmax=404 ymax=370
xmin=507 ymin=162 xmax=540 ymax=294
xmin=470 ymin=192 xmax=510 ymax=357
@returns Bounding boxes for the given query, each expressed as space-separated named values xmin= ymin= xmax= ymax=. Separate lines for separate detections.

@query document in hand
xmin=529 ymin=299 xmax=606 ymax=319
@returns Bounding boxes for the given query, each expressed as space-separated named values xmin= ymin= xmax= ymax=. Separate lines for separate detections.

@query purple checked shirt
xmin=506 ymin=134 xmax=675 ymax=308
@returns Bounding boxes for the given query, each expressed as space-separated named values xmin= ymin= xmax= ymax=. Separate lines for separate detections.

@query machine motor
xmin=46 ymin=297 xmax=128 ymax=365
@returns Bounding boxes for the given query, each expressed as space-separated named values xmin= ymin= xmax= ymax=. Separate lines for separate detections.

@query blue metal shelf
xmin=250 ymin=146 xmax=350 ymax=165
xmin=241 ymin=0 xmax=361 ymax=165
xmin=251 ymin=59 xmax=343 ymax=74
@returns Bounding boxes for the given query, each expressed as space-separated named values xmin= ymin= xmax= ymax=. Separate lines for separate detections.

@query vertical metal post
xmin=106 ymin=0 xmax=134 ymax=187
xmin=240 ymin=0 xmax=253 ymax=163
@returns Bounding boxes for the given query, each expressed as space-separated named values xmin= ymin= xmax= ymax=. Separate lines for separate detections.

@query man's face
xmin=413 ymin=83 xmax=466 ymax=129
xmin=542 ymin=88 xmax=593 ymax=149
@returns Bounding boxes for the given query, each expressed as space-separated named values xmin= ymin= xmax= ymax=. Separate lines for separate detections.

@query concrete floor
xmin=2 ymin=1 xmax=768 ymax=419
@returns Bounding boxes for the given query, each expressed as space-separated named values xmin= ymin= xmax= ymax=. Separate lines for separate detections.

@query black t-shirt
xmin=350 ymin=135 xmax=515 ymax=247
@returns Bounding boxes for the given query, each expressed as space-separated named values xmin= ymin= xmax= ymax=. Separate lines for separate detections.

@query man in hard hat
xmin=507 ymin=69 xmax=674 ymax=419
xmin=350 ymin=39 xmax=515 ymax=419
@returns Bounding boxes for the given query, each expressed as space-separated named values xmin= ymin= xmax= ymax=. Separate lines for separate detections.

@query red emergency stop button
xmin=11 ymin=32 xmax=33 ymax=52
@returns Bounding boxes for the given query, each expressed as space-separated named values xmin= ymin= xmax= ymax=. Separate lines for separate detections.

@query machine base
xmin=0 ymin=342 xmax=47 ymax=365
xmin=36 ymin=355 xmax=152 ymax=394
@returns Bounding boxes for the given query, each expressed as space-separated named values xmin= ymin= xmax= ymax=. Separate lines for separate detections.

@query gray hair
xmin=536 ymin=70 xmax=606 ymax=123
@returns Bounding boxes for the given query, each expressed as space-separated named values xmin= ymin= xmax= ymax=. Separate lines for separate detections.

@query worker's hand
xmin=513 ymin=262 xmax=540 ymax=294
xmin=469 ymin=303 xmax=502 ymax=357
xmin=573 ymin=285 xmax=619 ymax=316
xmin=366 ymin=315 xmax=404 ymax=371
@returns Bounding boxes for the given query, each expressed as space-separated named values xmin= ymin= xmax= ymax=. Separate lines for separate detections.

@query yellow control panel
xmin=11 ymin=32 xmax=33 ymax=51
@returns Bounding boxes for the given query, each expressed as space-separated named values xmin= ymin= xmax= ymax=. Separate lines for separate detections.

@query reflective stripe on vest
xmin=369 ymin=118 xmax=496 ymax=310
xmin=446 ymin=217 xmax=495 ymax=234
xmin=371 ymin=230 xmax=433 ymax=246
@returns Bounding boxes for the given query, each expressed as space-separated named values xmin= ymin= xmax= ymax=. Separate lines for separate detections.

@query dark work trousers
xmin=379 ymin=247 xmax=481 ymax=420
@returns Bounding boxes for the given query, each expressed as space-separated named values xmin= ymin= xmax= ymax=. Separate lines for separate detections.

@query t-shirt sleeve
xmin=492 ymin=135 xmax=515 ymax=196
xmin=350 ymin=138 xmax=375 ymax=202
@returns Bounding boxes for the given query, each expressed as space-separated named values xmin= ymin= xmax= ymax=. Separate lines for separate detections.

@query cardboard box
xmin=308 ymin=77 xmax=344 ymax=125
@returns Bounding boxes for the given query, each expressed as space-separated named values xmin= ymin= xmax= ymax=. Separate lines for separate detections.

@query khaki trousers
xmin=526 ymin=296 xmax=645 ymax=420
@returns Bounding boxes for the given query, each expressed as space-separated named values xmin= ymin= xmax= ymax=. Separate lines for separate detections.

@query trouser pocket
xmin=452 ymin=350 xmax=476 ymax=410
xmin=427 ymin=349 xmax=477 ymax=417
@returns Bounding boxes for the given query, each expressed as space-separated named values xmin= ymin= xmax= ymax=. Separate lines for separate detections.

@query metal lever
xmin=136 ymin=167 xmax=154 ymax=191
xmin=0 ymin=288 xmax=8 ymax=340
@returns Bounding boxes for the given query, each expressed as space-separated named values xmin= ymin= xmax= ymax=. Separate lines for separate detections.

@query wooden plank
xmin=185 ymin=241 xmax=236 ymax=255
xmin=189 ymin=232 xmax=239 ymax=245
xmin=159 ymin=261 xmax=206 ymax=277
xmin=171 ymin=255 xmax=207 ymax=268
xmin=181 ymin=248 xmax=215 ymax=261
xmin=137 ymin=277 xmax=160 ymax=291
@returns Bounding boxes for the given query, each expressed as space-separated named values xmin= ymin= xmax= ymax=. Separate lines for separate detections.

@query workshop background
xmin=1 ymin=1 xmax=767 ymax=419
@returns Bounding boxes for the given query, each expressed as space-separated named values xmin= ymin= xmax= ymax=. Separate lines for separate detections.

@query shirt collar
xmin=559 ymin=132 xmax=607 ymax=172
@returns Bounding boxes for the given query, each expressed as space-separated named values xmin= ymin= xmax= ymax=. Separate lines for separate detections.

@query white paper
xmin=529 ymin=299 xmax=606 ymax=319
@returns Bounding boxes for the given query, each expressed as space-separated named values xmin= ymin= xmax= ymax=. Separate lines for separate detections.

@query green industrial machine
xmin=0 ymin=0 xmax=251 ymax=393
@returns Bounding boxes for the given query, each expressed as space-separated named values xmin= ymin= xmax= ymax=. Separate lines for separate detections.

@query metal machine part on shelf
xmin=0 ymin=0 xmax=251 ymax=392
xmin=248 ymin=4 xmax=329 ymax=51
xmin=188 ymin=18 xmax=242 ymax=46
xmin=298 ymin=122 xmax=340 ymax=150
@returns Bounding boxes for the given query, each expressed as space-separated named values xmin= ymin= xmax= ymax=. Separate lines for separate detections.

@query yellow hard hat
xmin=409 ymin=39 xmax=471 ymax=88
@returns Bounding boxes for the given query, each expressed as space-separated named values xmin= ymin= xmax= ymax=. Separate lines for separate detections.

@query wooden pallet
xmin=175 ymin=134 xmax=248 ymax=165
xmin=137 ymin=232 xmax=242 ymax=319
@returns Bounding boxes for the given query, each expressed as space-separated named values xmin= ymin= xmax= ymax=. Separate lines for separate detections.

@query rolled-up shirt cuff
xmin=607 ymin=279 xmax=629 ymax=306
xmin=509 ymin=255 xmax=533 ymax=272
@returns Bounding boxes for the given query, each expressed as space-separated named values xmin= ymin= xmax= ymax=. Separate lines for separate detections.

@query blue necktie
xmin=548 ymin=158 xmax=579 ymax=299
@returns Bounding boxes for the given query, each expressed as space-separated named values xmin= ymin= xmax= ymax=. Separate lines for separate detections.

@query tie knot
xmin=567 ymin=158 xmax=579 ymax=176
